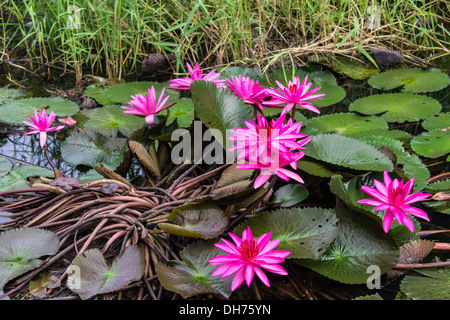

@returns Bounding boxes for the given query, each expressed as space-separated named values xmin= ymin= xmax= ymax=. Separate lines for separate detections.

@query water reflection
xmin=0 ymin=131 xmax=78 ymax=177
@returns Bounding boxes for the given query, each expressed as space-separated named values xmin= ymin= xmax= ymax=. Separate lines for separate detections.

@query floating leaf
xmin=158 ymin=203 xmax=229 ymax=239
xmin=304 ymin=134 xmax=393 ymax=172
xmin=425 ymin=179 xmax=450 ymax=193
xmin=0 ymin=97 xmax=79 ymax=124
xmin=29 ymin=273 xmax=61 ymax=298
xmin=296 ymin=207 xmax=399 ymax=284
xmin=105 ymin=81 xmax=179 ymax=104
xmin=219 ymin=66 xmax=264 ymax=80
xmin=80 ymin=105 xmax=145 ymax=137
xmin=0 ymin=88 xmax=25 ymax=104
xmin=215 ymin=163 xmax=254 ymax=189
xmin=349 ymin=93 xmax=441 ymax=123
xmin=307 ymin=113 xmax=388 ymax=135
xmin=422 ymin=112 xmax=450 ymax=131
xmin=67 ymin=245 xmax=145 ymax=300
xmin=346 ymin=129 xmax=412 ymax=144
xmin=270 ymin=184 xmax=309 ymax=207
xmin=410 ymin=129 xmax=450 ymax=159
xmin=0 ymin=166 xmax=55 ymax=191
xmin=159 ymin=98 xmax=195 ymax=127
xmin=0 ymin=228 xmax=60 ymax=289
xmin=234 ymin=207 xmax=341 ymax=259
xmin=368 ymin=68 xmax=450 ymax=93
xmin=190 ymin=80 xmax=253 ymax=147
xmin=0 ymin=157 xmax=13 ymax=178
xmin=297 ymin=158 xmax=336 ymax=178
xmin=83 ymin=85 xmax=114 ymax=106
xmin=156 ymin=240 xmax=233 ymax=299
xmin=400 ymin=264 xmax=450 ymax=300
xmin=328 ymin=56 xmax=379 ymax=80
xmin=60 ymin=131 xmax=126 ymax=170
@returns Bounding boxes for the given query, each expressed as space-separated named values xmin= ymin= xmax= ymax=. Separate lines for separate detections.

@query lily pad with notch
xmin=0 ymin=228 xmax=60 ymax=289
xmin=0 ymin=97 xmax=79 ymax=125
xmin=307 ymin=112 xmax=388 ymax=135
xmin=349 ymin=93 xmax=441 ymax=123
xmin=234 ymin=207 xmax=341 ymax=259
xmin=410 ymin=129 xmax=450 ymax=159
xmin=368 ymin=68 xmax=450 ymax=93
xmin=67 ymin=244 xmax=146 ymax=300
xmin=304 ymin=134 xmax=393 ymax=172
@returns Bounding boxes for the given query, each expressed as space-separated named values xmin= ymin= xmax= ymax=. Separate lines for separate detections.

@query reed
xmin=1 ymin=0 xmax=448 ymax=83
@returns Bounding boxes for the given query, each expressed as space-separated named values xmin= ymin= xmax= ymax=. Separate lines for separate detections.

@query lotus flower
xmin=229 ymin=112 xmax=311 ymax=188
xmin=23 ymin=109 xmax=65 ymax=147
xmin=226 ymin=75 xmax=268 ymax=113
xmin=209 ymin=227 xmax=290 ymax=291
xmin=121 ymin=86 xmax=176 ymax=126
xmin=263 ymin=75 xmax=325 ymax=114
xmin=168 ymin=62 xmax=227 ymax=90
xmin=357 ymin=171 xmax=433 ymax=233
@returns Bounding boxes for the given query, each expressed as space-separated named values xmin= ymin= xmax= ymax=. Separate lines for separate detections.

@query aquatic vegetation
xmin=168 ymin=62 xmax=227 ymax=90
xmin=0 ymin=62 xmax=449 ymax=302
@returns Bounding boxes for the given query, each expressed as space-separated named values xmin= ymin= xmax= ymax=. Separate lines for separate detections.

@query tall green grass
xmin=1 ymin=0 xmax=448 ymax=84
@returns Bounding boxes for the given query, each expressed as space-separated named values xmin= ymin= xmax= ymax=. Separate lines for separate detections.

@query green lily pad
xmin=83 ymin=85 xmax=114 ymax=106
xmin=304 ymin=134 xmax=393 ymax=172
xmin=307 ymin=113 xmax=388 ymax=135
xmin=296 ymin=207 xmax=399 ymax=284
xmin=349 ymin=93 xmax=441 ymax=123
xmin=67 ymin=245 xmax=146 ymax=300
xmin=60 ymin=131 xmax=126 ymax=170
xmin=368 ymin=68 xmax=450 ymax=93
xmin=80 ymin=105 xmax=146 ymax=137
xmin=0 ymin=88 xmax=25 ymax=104
xmin=0 ymin=97 xmax=79 ymax=125
xmin=158 ymin=203 xmax=229 ymax=239
xmin=400 ymin=264 xmax=450 ymax=300
xmin=425 ymin=179 xmax=450 ymax=193
xmin=270 ymin=184 xmax=309 ymax=207
xmin=346 ymin=129 xmax=412 ymax=144
xmin=156 ymin=240 xmax=233 ymax=299
xmin=0 ymin=228 xmax=60 ymax=289
xmin=0 ymin=157 xmax=13 ymax=179
xmin=105 ymin=81 xmax=179 ymax=104
xmin=234 ymin=207 xmax=341 ymax=259
xmin=0 ymin=165 xmax=55 ymax=191
xmin=329 ymin=56 xmax=379 ymax=80
xmin=159 ymin=98 xmax=195 ymax=128
xmin=422 ymin=112 xmax=450 ymax=131
xmin=218 ymin=66 xmax=264 ymax=80
xmin=410 ymin=129 xmax=450 ymax=159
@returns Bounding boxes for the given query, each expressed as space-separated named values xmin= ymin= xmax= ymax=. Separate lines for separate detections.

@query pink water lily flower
xmin=263 ymin=75 xmax=325 ymax=114
xmin=229 ymin=111 xmax=311 ymax=163
xmin=226 ymin=75 xmax=268 ymax=113
xmin=168 ymin=62 xmax=227 ymax=90
xmin=121 ymin=86 xmax=176 ymax=126
xmin=237 ymin=151 xmax=306 ymax=189
xmin=209 ymin=227 xmax=290 ymax=291
xmin=229 ymin=112 xmax=311 ymax=188
xmin=357 ymin=171 xmax=433 ymax=233
xmin=23 ymin=109 xmax=65 ymax=147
